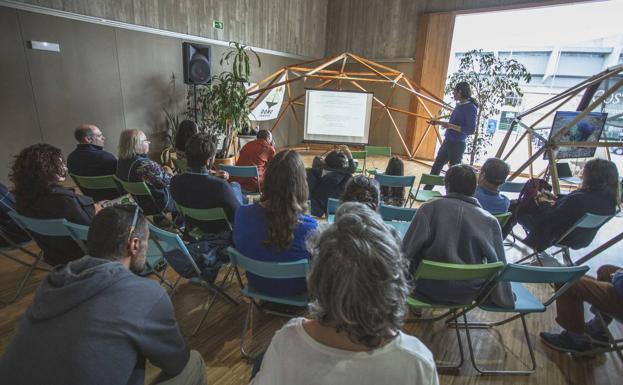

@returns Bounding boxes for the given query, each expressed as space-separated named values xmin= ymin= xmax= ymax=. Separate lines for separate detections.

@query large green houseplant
xmin=445 ymin=49 xmax=531 ymax=164
xmin=188 ymin=42 xmax=261 ymax=159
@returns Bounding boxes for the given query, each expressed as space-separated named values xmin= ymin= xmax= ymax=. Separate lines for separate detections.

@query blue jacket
xmin=0 ymin=256 xmax=189 ymax=385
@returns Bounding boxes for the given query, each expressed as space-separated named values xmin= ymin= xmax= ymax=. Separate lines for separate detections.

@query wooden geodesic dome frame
xmin=246 ymin=52 xmax=452 ymax=160
xmin=496 ymin=64 xmax=623 ymax=194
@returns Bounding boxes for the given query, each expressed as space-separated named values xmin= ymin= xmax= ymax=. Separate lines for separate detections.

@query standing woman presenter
xmin=426 ymin=82 xmax=478 ymax=188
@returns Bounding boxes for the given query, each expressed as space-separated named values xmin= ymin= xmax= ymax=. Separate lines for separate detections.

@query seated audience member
xmin=250 ymin=202 xmax=438 ymax=385
xmin=171 ymin=132 xmax=243 ymax=241
xmin=518 ymin=158 xmax=619 ymax=252
xmin=341 ymin=175 xmax=381 ymax=212
xmin=232 ymin=129 xmax=276 ymax=192
xmin=0 ymin=183 xmax=30 ymax=246
xmin=10 ymin=144 xmax=95 ymax=266
xmin=402 ymin=164 xmax=513 ymax=308
xmin=541 ymin=264 xmax=623 ymax=353
xmin=67 ymin=124 xmax=119 ymax=201
xmin=380 ymin=156 xmax=406 ymax=207
xmin=234 ymin=150 xmax=317 ymax=297
xmin=116 ymin=129 xmax=175 ymax=215
xmin=474 ymin=157 xmax=511 ymax=215
xmin=0 ymin=206 xmax=207 ymax=385
xmin=307 ymin=145 xmax=357 ymax=217
xmin=174 ymin=120 xmax=199 ymax=160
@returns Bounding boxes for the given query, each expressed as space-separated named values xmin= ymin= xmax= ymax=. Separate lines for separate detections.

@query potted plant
xmin=188 ymin=42 xmax=261 ymax=165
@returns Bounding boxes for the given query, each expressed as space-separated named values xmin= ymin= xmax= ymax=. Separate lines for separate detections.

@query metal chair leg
xmin=431 ymin=310 xmax=465 ymax=372
xmin=240 ymin=300 xmax=256 ymax=359
xmin=2 ymin=251 xmax=44 ymax=304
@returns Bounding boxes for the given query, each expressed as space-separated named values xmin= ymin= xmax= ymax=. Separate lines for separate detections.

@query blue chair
xmin=499 ymin=181 xmax=524 ymax=194
xmin=327 ymin=198 xmax=340 ymax=216
xmin=517 ymin=212 xmax=614 ymax=266
xmin=218 ymin=165 xmax=261 ymax=195
xmin=379 ymin=203 xmax=417 ymax=222
xmin=375 ymin=174 xmax=416 ymax=208
xmin=227 ymin=246 xmax=308 ymax=358
xmin=456 ymin=264 xmax=589 ymax=375
xmin=148 ymin=224 xmax=238 ymax=335
xmin=8 ymin=211 xmax=84 ymax=254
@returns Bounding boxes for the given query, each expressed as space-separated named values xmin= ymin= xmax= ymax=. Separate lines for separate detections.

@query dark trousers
xmin=425 ymin=139 xmax=466 ymax=190
xmin=555 ymin=265 xmax=623 ymax=334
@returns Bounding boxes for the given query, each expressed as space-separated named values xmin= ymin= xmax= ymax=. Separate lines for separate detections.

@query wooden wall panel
xmin=16 ymin=0 xmax=328 ymax=57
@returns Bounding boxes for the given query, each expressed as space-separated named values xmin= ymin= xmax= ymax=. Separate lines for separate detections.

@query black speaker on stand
xmin=182 ymin=42 xmax=212 ymax=123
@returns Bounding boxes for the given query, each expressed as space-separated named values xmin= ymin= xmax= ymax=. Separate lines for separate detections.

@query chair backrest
xmin=574 ymin=212 xmax=613 ymax=229
xmin=172 ymin=158 xmax=187 ymax=173
xmin=175 ymin=203 xmax=232 ymax=230
xmin=327 ymin=198 xmax=340 ymax=215
xmin=64 ymin=222 xmax=89 ymax=242
xmin=374 ymin=173 xmax=416 ymax=188
xmin=218 ymin=164 xmax=259 ymax=178
xmin=379 ymin=203 xmax=417 ymax=222
xmin=413 ymin=260 xmax=504 ymax=282
xmin=419 ymin=173 xmax=445 ymax=187
xmin=499 ymin=181 xmax=524 ymax=193
xmin=495 ymin=264 xmax=589 ymax=306
xmin=70 ymin=174 xmax=118 ymax=190
xmin=227 ymin=246 xmax=308 ymax=279
xmin=148 ymin=224 xmax=202 ymax=276
xmin=494 ymin=212 xmax=512 ymax=228
xmin=350 ymin=150 xmax=367 ymax=160
xmin=113 ymin=175 xmax=152 ymax=197
xmin=364 ymin=146 xmax=391 ymax=157
xmin=8 ymin=211 xmax=71 ymax=237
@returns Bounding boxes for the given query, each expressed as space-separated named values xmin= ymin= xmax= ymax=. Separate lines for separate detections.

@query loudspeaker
xmin=183 ymin=42 xmax=211 ymax=85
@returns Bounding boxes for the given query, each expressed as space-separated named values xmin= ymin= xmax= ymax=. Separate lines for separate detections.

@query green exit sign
xmin=213 ymin=20 xmax=224 ymax=30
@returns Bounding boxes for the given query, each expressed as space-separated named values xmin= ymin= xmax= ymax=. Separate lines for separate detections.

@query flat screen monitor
xmin=544 ymin=111 xmax=608 ymax=160
xmin=303 ymin=89 xmax=373 ymax=145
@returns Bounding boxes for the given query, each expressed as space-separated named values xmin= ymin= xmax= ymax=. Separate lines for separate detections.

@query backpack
xmin=515 ymin=178 xmax=555 ymax=215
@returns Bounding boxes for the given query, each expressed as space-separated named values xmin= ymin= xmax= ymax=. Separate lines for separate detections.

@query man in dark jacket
xmin=67 ymin=124 xmax=119 ymax=200
xmin=0 ymin=206 xmax=207 ymax=385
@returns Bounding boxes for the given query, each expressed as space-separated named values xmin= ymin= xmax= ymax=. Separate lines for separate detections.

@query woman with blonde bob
xmin=250 ymin=202 xmax=438 ymax=385
xmin=116 ymin=129 xmax=174 ymax=214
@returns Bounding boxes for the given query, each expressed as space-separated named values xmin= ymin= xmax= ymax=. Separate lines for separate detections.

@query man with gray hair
xmin=474 ymin=157 xmax=511 ymax=214
xmin=250 ymin=202 xmax=438 ymax=385
xmin=67 ymin=124 xmax=119 ymax=200
xmin=0 ymin=206 xmax=207 ymax=385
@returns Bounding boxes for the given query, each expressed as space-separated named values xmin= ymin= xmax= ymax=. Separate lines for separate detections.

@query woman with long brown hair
xmin=233 ymin=149 xmax=317 ymax=296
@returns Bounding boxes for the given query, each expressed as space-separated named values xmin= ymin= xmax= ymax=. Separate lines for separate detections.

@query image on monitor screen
xmin=544 ymin=111 xmax=608 ymax=160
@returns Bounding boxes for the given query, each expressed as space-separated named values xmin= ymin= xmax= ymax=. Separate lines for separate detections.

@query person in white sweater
xmin=250 ymin=202 xmax=439 ymax=385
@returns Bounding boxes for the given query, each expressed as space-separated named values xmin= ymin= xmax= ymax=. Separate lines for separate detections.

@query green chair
xmin=375 ymin=174 xmax=415 ymax=208
xmin=175 ymin=203 xmax=231 ymax=240
xmin=364 ymin=146 xmax=391 ymax=175
xmin=113 ymin=176 xmax=168 ymax=218
xmin=70 ymin=174 xmax=122 ymax=201
xmin=227 ymin=246 xmax=308 ymax=358
xmin=494 ymin=212 xmax=512 ymax=228
xmin=410 ymin=174 xmax=445 ymax=206
xmin=350 ymin=150 xmax=367 ymax=174
xmin=457 ymin=263 xmax=589 ymax=375
xmin=172 ymin=158 xmax=188 ymax=173
xmin=407 ymin=260 xmax=505 ymax=370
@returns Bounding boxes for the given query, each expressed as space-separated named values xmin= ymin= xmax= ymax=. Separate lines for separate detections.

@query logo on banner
xmin=249 ymin=74 xmax=286 ymax=121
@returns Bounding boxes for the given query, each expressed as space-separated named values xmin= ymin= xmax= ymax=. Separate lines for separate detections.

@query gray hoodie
xmin=0 ymin=256 xmax=189 ymax=385
xmin=402 ymin=193 xmax=514 ymax=309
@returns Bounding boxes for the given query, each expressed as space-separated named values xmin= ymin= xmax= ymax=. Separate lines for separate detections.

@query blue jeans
xmin=230 ymin=181 xmax=248 ymax=204
xmin=424 ymin=139 xmax=466 ymax=190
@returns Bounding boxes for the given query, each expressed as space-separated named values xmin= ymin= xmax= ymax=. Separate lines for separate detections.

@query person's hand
xmin=338 ymin=145 xmax=352 ymax=158
xmin=216 ymin=170 xmax=229 ymax=180
xmin=163 ymin=165 xmax=174 ymax=175
xmin=428 ymin=120 xmax=441 ymax=126
xmin=94 ymin=201 xmax=105 ymax=213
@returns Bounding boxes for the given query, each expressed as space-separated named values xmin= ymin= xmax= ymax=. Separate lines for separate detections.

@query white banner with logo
xmin=249 ymin=74 xmax=286 ymax=121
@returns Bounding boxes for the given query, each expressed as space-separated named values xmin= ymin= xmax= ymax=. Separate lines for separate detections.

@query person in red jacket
xmin=233 ymin=129 xmax=276 ymax=192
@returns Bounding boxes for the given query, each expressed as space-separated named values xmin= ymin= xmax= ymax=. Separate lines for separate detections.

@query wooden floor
xmin=1 ymin=153 xmax=622 ymax=385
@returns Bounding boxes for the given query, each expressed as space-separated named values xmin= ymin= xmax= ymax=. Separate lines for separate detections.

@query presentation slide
xmin=304 ymin=89 xmax=373 ymax=144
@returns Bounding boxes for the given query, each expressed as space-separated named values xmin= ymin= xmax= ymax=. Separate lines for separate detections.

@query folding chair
xmin=379 ymin=203 xmax=417 ymax=222
xmin=364 ymin=145 xmax=391 ymax=175
xmin=494 ymin=212 xmax=512 ymax=228
xmin=149 ymin=224 xmax=238 ymax=335
xmin=406 ymin=260 xmax=505 ymax=371
xmin=70 ymin=174 xmax=122 ymax=201
xmin=227 ymin=246 xmax=308 ymax=359
xmin=516 ymin=212 xmax=614 ymax=266
xmin=350 ymin=150 xmax=367 ymax=174
xmin=175 ymin=203 xmax=232 ymax=240
xmin=327 ymin=197 xmax=340 ymax=216
xmin=572 ymin=312 xmax=623 ymax=360
xmin=454 ymin=264 xmax=589 ymax=375
xmin=375 ymin=174 xmax=415 ymax=208
xmin=113 ymin=176 xmax=171 ymax=218
xmin=218 ymin=164 xmax=262 ymax=198
xmin=64 ymin=221 xmax=174 ymax=290
xmin=499 ymin=181 xmax=524 ymax=194
xmin=410 ymin=174 xmax=445 ymax=205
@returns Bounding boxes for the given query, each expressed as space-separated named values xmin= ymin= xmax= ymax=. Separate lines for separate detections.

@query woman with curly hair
xmin=233 ymin=149 xmax=317 ymax=296
xmin=11 ymin=143 xmax=95 ymax=265
xmin=341 ymin=175 xmax=380 ymax=211
xmin=250 ymin=203 xmax=438 ymax=385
